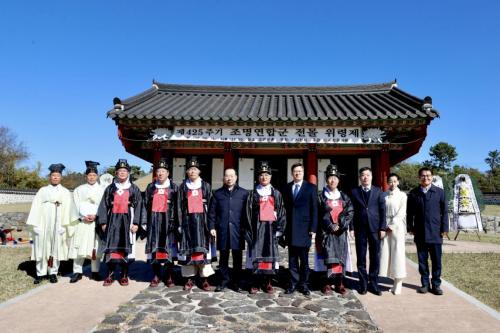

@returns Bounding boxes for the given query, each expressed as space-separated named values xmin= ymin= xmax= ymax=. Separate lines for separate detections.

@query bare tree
xmin=0 ymin=126 xmax=29 ymax=187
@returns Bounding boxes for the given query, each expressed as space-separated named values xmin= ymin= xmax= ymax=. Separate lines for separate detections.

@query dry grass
xmin=0 ymin=246 xmax=44 ymax=303
xmin=483 ymin=205 xmax=500 ymax=216
xmin=407 ymin=252 xmax=500 ymax=311
xmin=0 ymin=202 xmax=32 ymax=213
xmin=448 ymin=231 xmax=500 ymax=245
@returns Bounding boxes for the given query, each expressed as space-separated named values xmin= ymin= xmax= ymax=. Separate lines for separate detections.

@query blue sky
xmin=1 ymin=0 xmax=498 ymax=174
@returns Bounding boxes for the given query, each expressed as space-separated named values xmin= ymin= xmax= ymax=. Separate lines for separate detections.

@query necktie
xmin=293 ymin=184 xmax=299 ymax=199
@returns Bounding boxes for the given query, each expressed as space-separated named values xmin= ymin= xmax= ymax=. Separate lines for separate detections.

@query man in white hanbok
xmin=26 ymin=164 xmax=75 ymax=284
xmin=379 ymin=173 xmax=407 ymax=295
xmin=68 ymin=161 xmax=105 ymax=283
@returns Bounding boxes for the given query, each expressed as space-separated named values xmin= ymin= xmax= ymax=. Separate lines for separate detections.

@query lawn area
xmin=483 ymin=205 xmax=500 ymax=216
xmin=407 ymin=252 xmax=500 ymax=311
xmin=0 ymin=202 xmax=32 ymax=213
xmin=449 ymin=231 xmax=500 ymax=245
xmin=0 ymin=246 xmax=44 ymax=303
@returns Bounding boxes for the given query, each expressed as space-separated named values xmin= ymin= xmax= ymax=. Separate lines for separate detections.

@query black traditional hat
xmin=48 ymin=163 xmax=65 ymax=174
xmin=325 ymin=164 xmax=342 ymax=178
xmin=85 ymin=161 xmax=100 ymax=175
xmin=257 ymin=161 xmax=272 ymax=175
xmin=156 ymin=158 xmax=169 ymax=170
xmin=186 ymin=156 xmax=200 ymax=170
xmin=115 ymin=159 xmax=131 ymax=171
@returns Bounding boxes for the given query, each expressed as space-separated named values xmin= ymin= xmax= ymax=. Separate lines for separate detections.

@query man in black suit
xmin=208 ymin=168 xmax=249 ymax=292
xmin=407 ymin=167 xmax=448 ymax=295
xmin=283 ymin=163 xmax=318 ymax=295
xmin=351 ymin=167 xmax=386 ymax=296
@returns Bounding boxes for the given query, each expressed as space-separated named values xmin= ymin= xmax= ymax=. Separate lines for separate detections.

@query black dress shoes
xmin=285 ymin=287 xmax=296 ymax=294
xmin=368 ymin=283 xmax=382 ymax=296
xmin=431 ymin=286 xmax=443 ymax=295
xmin=49 ymin=274 xmax=58 ymax=283
xmin=302 ymin=287 xmax=311 ymax=296
xmin=417 ymin=285 xmax=429 ymax=294
xmin=358 ymin=288 xmax=367 ymax=295
xmin=70 ymin=273 xmax=82 ymax=283
xmin=33 ymin=277 xmax=42 ymax=285
xmin=91 ymin=272 xmax=102 ymax=281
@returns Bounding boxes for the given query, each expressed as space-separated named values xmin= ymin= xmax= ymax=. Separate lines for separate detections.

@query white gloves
xmin=33 ymin=227 xmax=42 ymax=235
xmin=276 ymin=231 xmax=283 ymax=237
xmin=58 ymin=228 xmax=66 ymax=235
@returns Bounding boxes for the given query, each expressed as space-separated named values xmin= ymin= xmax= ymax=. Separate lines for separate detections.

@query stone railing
xmin=0 ymin=188 xmax=36 ymax=204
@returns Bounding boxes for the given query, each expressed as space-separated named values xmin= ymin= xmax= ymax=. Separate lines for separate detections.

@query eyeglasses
xmin=420 ymin=174 xmax=433 ymax=179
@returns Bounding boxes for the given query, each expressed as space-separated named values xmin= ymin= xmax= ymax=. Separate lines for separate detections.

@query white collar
xmin=421 ymin=184 xmax=431 ymax=193
xmin=256 ymin=184 xmax=272 ymax=196
xmin=323 ymin=187 xmax=341 ymax=200
xmin=293 ymin=180 xmax=303 ymax=187
xmin=388 ymin=187 xmax=400 ymax=195
xmin=155 ymin=179 xmax=171 ymax=189
xmin=114 ymin=178 xmax=131 ymax=190
xmin=186 ymin=178 xmax=202 ymax=190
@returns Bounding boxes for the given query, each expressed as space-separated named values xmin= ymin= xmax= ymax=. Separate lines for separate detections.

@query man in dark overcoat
xmin=350 ymin=167 xmax=386 ymax=295
xmin=282 ymin=162 xmax=318 ymax=296
xmin=208 ymin=168 xmax=248 ymax=292
xmin=407 ymin=167 xmax=449 ymax=295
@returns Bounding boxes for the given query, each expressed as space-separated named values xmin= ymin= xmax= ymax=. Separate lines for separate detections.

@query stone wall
xmin=483 ymin=192 xmax=500 ymax=205
xmin=0 ymin=189 xmax=36 ymax=204
xmin=482 ymin=215 xmax=500 ymax=233
xmin=0 ymin=212 xmax=29 ymax=230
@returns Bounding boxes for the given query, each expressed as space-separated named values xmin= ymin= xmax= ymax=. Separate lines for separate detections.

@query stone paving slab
xmin=91 ymin=284 xmax=378 ymax=333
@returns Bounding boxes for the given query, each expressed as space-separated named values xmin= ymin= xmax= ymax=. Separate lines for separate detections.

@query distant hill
xmin=134 ymin=173 xmax=152 ymax=191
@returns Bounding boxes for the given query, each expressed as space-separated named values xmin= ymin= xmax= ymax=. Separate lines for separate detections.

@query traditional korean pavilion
xmin=107 ymin=81 xmax=438 ymax=191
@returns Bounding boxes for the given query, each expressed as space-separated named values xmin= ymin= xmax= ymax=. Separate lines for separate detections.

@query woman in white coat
xmin=380 ymin=173 xmax=407 ymax=295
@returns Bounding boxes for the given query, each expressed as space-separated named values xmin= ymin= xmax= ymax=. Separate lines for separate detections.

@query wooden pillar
xmin=223 ymin=143 xmax=235 ymax=170
xmin=306 ymin=144 xmax=318 ymax=185
xmin=379 ymin=148 xmax=390 ymax=191
xmin=152 ymin=148 xmax=162 ymax=181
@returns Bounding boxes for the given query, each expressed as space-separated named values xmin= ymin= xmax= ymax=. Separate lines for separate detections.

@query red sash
xmin=155 ymin=251 xmax=169 ymax=260
xmin=258 ymin=262 xmax=273 ymax=270
xmin=152 ymin=188 xmax=168 ymax=212
xmin=259 ymin=196 xmax=276 ymax=222
xmin=110 ymin=251 xmax=126 ymax=260
xmin=329 ymin=263 xmax=343 ymax=274
xmin=191 ymin=252 xmax=204 ymax=261
xmin=187 ymin=189 xmax=204 ymax=214
xmin=327 ymin=199 xmax=343 ymax=224
xmin=112 ymin=190 xmax=130 ymax=214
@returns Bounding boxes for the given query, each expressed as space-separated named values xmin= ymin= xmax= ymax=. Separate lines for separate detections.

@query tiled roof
xmin=108 ymin=81 xmax=438 ymax=122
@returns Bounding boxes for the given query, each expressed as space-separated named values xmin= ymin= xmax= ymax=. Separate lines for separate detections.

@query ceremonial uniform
xmin=244 ymin=162 xmax=286 ymax=294
xmin=97 ymin=159 xmax=145 ymax=286
xmin=315 ymin=165 xmax=354 ymax=295
xmin=143 ymin=158 xmax=180 ymax=287
xmin=177 ymin=157 xmax=215 ymax=291
xmin=26 ymin=164 xmax=76 ymax=283
xmin=68 ymin=161 xmax=105 ymax=282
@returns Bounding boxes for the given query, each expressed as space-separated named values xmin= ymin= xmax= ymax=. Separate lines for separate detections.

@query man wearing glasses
xmin=407 ymin=167 xmax=449 ymax=295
